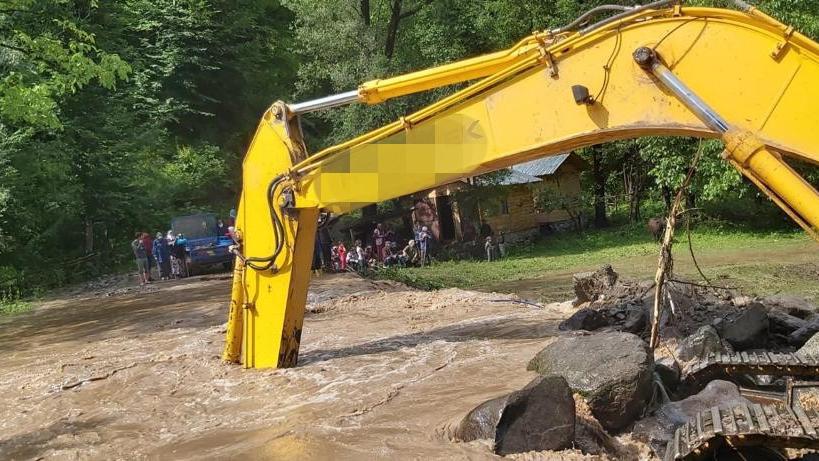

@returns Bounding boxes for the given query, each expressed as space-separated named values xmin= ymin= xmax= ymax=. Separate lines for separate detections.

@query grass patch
xmin=375 ymin=223 xmax=814 ymax=301
xmin=0 ymin=296 xmax=32 ymax=316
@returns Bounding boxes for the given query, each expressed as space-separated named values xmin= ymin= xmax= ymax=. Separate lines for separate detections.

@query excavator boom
xmin=223 ymin=4 xmax=819 ymax=369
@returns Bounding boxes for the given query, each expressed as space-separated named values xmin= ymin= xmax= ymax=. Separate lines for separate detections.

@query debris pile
xmin=452 ymin=264 xmax=819 ymax=459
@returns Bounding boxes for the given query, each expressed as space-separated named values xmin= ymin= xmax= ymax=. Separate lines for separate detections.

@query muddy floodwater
xmin=0 ymin=273 xmax=619 ymax=460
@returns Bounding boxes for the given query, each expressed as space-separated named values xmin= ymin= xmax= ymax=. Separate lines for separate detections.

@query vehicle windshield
xmin=172 ymin=214 xmax=217 ymax=240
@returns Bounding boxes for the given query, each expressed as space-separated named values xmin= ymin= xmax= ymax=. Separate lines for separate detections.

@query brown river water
xmin=0 ymin=273 xmax=645 ymax=460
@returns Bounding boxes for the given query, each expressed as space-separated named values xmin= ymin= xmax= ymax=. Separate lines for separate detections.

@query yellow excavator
xmin=222 ymin=0 xmax=819 ymax=371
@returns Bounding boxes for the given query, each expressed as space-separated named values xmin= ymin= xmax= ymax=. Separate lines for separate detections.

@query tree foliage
xmin=0 ymin=0 xmax=816 ymax=294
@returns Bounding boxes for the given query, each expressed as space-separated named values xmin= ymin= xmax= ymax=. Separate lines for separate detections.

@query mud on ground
xmin=0 ymin=273 xmax=637 ymax=460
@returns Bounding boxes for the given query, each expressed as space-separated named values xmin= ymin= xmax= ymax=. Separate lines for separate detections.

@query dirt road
xmin=0 ymin=274 xmax=611 ymax=460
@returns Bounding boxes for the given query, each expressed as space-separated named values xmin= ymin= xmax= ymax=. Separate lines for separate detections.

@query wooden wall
xmin=483 ymin=167 xmax=581 ymax=234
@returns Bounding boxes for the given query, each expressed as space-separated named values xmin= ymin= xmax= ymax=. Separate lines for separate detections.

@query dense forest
xmin=1 ymin=0 xmax=817 ymax=293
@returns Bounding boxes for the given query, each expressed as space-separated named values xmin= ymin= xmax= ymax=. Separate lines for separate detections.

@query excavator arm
xmin=223 ymin=3 xmax=819 ymax=369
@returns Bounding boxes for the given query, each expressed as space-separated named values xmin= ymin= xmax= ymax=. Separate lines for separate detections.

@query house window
xmin=500 ymin=197 xmax=509 ymax=215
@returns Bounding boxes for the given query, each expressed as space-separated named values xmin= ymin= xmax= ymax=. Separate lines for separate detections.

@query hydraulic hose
xmin=243 ymin=175 xmax=288 ymax=271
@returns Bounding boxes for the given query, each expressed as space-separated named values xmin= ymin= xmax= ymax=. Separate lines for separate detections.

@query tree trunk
xmin=592 ymin=147 xmax=608 ymax=228
xmin=629 ymin=188 xmax=642 ymax=222
xmin=686 ymin=191 xmax=696 ymax=209
xmin=85 ymin=220 xmax=94 ymax=254
xmin=661 ymin=186 xmax=672 ymax=211
xmin=360 ymin=0 xmax=370 ymax=25
xmin=384 ymin=0 xmax=403 ymax=59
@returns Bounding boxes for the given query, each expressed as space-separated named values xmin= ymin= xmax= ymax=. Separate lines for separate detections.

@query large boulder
xmin=559 ymin=308 xmax=608 ymax=331
xmin=655 ymin=356 xmax=680 ymax=390
xmin=633 ymin=380 xmax=751 ymax=456
xmin=674 ymin=325 xmax=729 ymax=364
xmin=768 ymin=308 xmax=808 ymax=336
xmin=622 ymin=305 xmax=648 ymax=334
xmin=717 ymin=303 xmax=769 ymax=350
xmin=572 ymin=265 xmax=618 ymax=305
xmin=573 ymin=394 xmax=627 ymax=457
xmin=527 ymin=332 xmax=653 ymax=431
xmin=762 ymin=294 xmax=819 ymax=319
xmin=798 ymin=332 xmax=819 ymax=359
xmin=790 ymin=317 xmax=819 ymax=347
xmin=454 ymin=375 xmax=575 ymax=455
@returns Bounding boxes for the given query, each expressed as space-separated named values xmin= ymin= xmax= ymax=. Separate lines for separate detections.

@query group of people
xmin=328 ymin=223 xmax=433 ymax=273
xmin=131 ymin=231 xmax=189 ymax=285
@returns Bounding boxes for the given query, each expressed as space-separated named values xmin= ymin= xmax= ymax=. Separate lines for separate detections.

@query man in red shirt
xmin=141 ymin=232 xmax=154 ymax=280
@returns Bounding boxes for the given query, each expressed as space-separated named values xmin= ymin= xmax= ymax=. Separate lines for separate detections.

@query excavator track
xmin=682 ymin=352 xmax=819 ymax=391
xmin=664 ymin=403 xmax=819 ymax=460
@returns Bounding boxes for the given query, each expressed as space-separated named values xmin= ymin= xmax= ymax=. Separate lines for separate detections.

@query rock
xmin=454 ymin=375 xmax=575 ymax=455
xmin=633 ymin=380 xmax=751 ymax=456
xmin=622 ymin=305 xmax=648 ymax=334
xmin=572 ymin=265 xmax=618 ymax=305
xmin=573 ymin=394 xmax=626 ymax=457
xmin=798 ymin=332 xmax=819 ymax=358
xmin=762 ymin=294 xmax=819 ymax=319
xmin=527 ymin=332 xmax=652 ymax=431
xmin=789 ymin=317 xmax=819 ymax=346
xmin=559 ymin=308 xmax=608 ymax=331
xmin=731 ymin=295 xmax=753 ymax=307
xmin=455 ymin=395 xmax=507 ymax=443
xmin=717 ymin=303 xmax=769 ymax=350
xmin=768 ymin=308 xmax=807 ymax=336
xmin=655 ymin=357 xmax=680 ymax=390
xmin=674 ymin=326 xmax=727 ymax=363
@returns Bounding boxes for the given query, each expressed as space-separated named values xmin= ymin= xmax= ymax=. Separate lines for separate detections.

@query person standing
xmin=171 ymin=233 xmax=188 ymax=278
xmin=497 ymin=231 xmax=507 ymax=258
xmin=152 ymin=232 xmax=171 ymax=280
xmin=355 ymin=240 xmax=365 ymax=272
xmin=485 ymin=235 xmax=496 ymax=262
xmin=418 ymin=226 xmax=431 ymax=266
xmin=372 ymin=223 xmax=385 ymax=262
xmin=131 ymin=233 xmax=149 ymax=285
xmin=413 ymin=223 xmax=422 ymax=247
xmin=141 ymin=232 xmax=154 ymax=280
xmin=337 ymin=241 xmax=347 ymax=272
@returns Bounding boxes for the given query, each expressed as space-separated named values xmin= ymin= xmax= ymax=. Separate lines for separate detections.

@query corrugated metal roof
xmin=497 ymin=169 xmax=542 ymax=186
xmin=511 ymin=153 xmax=571 ymax=177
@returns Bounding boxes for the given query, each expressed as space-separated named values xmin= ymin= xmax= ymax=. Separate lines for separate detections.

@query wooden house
xmin=409 ymin=153 xmax=585 ymax=243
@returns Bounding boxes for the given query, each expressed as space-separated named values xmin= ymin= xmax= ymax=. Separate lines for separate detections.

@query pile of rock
xmin=455 ymin=331 xmax=654 ymax=456
xmin=452 ymin=265 xmax=819 ymax=458
xmin=561 ymin=265 xmax=819 ymax=350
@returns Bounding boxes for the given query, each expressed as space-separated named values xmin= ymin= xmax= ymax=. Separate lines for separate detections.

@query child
xmin=330 ymin=243 xmax=340 ymax=272
xmin=338 ymin=241 xmax=347 ymax=271
xmin=383 ymin=242 xmax=398 ymax=267
xmin=485 ymin=235 xmax=496 ymax=262
xmin=354 ymin=240 xmax=365 ymax=271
